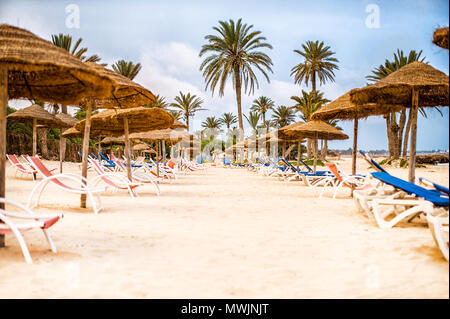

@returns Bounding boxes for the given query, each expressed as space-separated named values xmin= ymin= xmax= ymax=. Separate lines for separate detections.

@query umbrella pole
xmin=296 ymin=141 xmax=301 ymax=171
xmin=123 ymin=117 xmax=132 ymax=182
xmin=0 ymin=66 xmax=8 ymax=247
xmin=162 ymin=140 xmax=166 ymax=163
xmin=156 ymin=141 xmax=160 ymax=178
xmin=408 ymin=89 xmax=419 ymax=183
xmin=352 ymin=116 xmax=358 ymax=176
xmin=32 ymin=118 xmax=37 ymax=156
xmin=313 ymin=133 xmax=318 ymax=174
xmin=59 ymin=128 xmax=66 ymax=173
xmin=80 ymin=101 xmax=92 ymax=209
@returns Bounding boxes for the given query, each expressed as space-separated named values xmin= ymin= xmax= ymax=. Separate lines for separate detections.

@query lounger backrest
xmin=89 ymin=158 xmax=105 ymax=175
xmin=28 ymin=156 xmax=73 ymax=190
xmin=280 ymin=158 xmax=297 ymax=172
xmin=359 ymin=151 xmax=387 ymax=173
xmin=419 ymin=177 xmax=450 ymax=196
xmin=168 ymin=159 xmax=176 ymax=169
xmin=372 ymin=172 xmax=449 ymax=207
xmin=325 ymin=163 xmax=342 ymax=181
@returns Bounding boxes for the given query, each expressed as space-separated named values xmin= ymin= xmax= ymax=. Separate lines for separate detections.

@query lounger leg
xmin=42 ymin=229 xmax=57 ymax=253
xmin=0 ymin=214 xmax=33 ymax=264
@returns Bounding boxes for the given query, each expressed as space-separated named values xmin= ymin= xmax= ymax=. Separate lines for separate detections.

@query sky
xmin=1 ymin=0 xmax=449 ymax=151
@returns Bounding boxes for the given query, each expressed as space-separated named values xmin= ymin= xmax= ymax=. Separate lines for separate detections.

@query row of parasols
xmin=0 ymin=23 xmax=194 ymax=221
xmin=225 ymin=59 xmax=449 ymax=181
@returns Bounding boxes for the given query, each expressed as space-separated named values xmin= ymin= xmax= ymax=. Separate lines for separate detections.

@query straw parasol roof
xmin=56 ymin=113 xmax=78 ymax=126
xmin=61 ymin=127 xmax=82 ymax=138
xmin=311 ymin=91 xmax=404 ymax=121
xmin=99 ymin=136 xmax=126 ymax=145
xmin=433 ymin=27 xmax=449 ymax=50
xmin=282 ymin=120 xmax=349 ymax=140
xmin=0 ymin=24 xmax=114 ymax=104
xmin=350 ymin=62 xmax=449 ymax=107
xmin=7 ymin=104 xmax=70 ymax=127
xmin=128 ymin=128 xmax=189 ymax=144
xmin=74 ymin=107 xmax=174 ymax=135
xmin=81 ymin=62 xmax=156 ymax=109
xmin=171 ymin=119 xmax=187 ymax=129
xmin=133 ymin=143 xmax=150 ymax=151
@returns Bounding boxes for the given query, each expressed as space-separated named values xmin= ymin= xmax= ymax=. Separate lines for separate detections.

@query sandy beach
xmin=0 ymin=157 xmax=448 ymax=299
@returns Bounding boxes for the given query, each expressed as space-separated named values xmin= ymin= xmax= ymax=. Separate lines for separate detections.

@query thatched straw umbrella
xmin=282 ymin=120 xmax=349 ymax=173
xmin=350 ymin=61 xmax=449 ymax=182
xmin=311 ymin=91 xmax=404 ymax=175
xmin=7 ymin=104 xmax=70 ymax=155
xmin=0 ymin=23 xmax=114 ymax=246
xmin=74 ymin=63 xmax=157 ymax=207
xmin=128 ymin=128 xmax=188 ymax=177
xmin=433 ymin=27 xmax=449 ymax=50
xmin=75 ymin=106 xmax=173 ymax=182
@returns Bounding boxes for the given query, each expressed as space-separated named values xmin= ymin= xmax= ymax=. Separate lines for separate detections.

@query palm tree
xmin=219 ymin=112 xmax=238 ymax=131
xmin=169 ymin=110 xmax=182 ymax=121
xmin=170 ymin=92 xmax=206 ymax=132
xmin=145 ymin=94 xmax=169 ymax=109
xmin=201 ymin=116 xmax=222 ymax=130
xmin=250 ymin=96 xmax=275 ymax=129
xmin=271 ymin=106 xmax=296 ymax=128
xmin=244 ymin=111 xmax=261 ymax=135
xmin=199 ymin=18 xmax=273 ymax=141
xmin=112 ymin=60 xmax=142 ymax=80
xmin=51 ymin=34 xmax=102 ymax=63
xmin=367 ymin=49 xmax=430 ymax=159
xmin=291 ymin=90 xmax=329 ymax=122
xmin=291 ymin=90 xmax=329 ymax=158
xmin=290 ymin=40 xmax=339 ymax=92
xmin=201 ymin=116 xmax=222 ymax=140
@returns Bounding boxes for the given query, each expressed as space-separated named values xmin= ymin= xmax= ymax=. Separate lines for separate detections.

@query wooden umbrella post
xmin=123 ymin=117 xmax=132 ymax=182
xmin=352 ymin=115 xmax=358 ymax=176
xmin=32 ymin=118 xmax=37 ymax=156
xmin=80 ymin=101 xmax=92 ymax=208
xmin=59 ymin=128 xmax=65 ymax=173
xmin=162 ymin=140 xmax=166 ymax=163
xmin=0 ymin=66 xmax=8 ymax=247
xmin=296 ymin=141 xmax=301 ymax=171
xmin=156 ymin=141 xmax=160 ymax=178
xmin=408 ymin=89 xmax=419 ymax=183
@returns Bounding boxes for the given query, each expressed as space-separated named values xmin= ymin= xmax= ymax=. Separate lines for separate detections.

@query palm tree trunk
xmin=262 ymin=112 xmax=266 ymax=129
xmin=307 ymin=139 xmax=312 ymax=158
xmin=390 ymin=112 xmax=400 ymax=159
xmin=402 ymin=109 xmax=412 ymax=158
xmin=311 ymin=71 xmax=316 ymax=93
xmin=234 ymin=66 xmax=244 ymax=142
xmin=186 ymin=114 xmax=190 ymax=133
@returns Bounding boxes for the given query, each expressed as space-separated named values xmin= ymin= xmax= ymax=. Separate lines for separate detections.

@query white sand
xmin=0 ymin=157 xmax=448 ymax=298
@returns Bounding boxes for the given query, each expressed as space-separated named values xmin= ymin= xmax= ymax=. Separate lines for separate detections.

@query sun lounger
xmin=26 ymin=155 xmax=105 ymax=214
xmin=113 ymin=160 xmax=161 ymax=195
xmin=6 ymin=154 xmax=38 ymax=180
xmin=358 ymin=172 xmax=448 ymax=229
xmin=89 ymin=158 xmax=143 ymax=197
xmin=0 ymin=197 xmax=63 ymax=264
xmin=318 ymin=162 xmax=372 ymax=198
xmin=426 ymin=212 xmax=449 ymax=260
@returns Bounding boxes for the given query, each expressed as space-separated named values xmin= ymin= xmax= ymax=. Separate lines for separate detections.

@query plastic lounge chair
xmin=0 ymin=197 xmax=63 ymax=264
xmin=367 ymin=172 xmax=449 ymax=229
xmin=26 ymin=155 xmax=105 ymax=214
xmin=113 ymin=160 xmax=161 ymax=195
xmin=318 ymin=162 xmax=372 ymax=198
xmin=89 ymin=158 xmax=142 ymax=198
xmin=359 ymin=150 xmax=388 ymax=173
xmin=426 ymin=212 xmax=449 ymax=260
xmin=6 ymin=154 xmax=38 ymax=180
